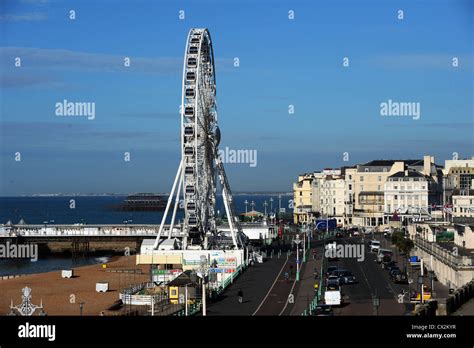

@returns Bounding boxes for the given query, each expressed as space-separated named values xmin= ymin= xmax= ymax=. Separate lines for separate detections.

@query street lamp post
xmin=264 ymin=201 xmax=268 ymax=216
xmin=303 ymin=227 xmax=306 ymax=263
xmin=197 ymin=255 xmax=209 ymax=316
xmin=372 ymin=295 xmax=380 ymax=316
xmin=326 ymin=215 xmax=329 ymax=238
xmin=244 ymin=200 xmax=248 ymax=214
xmin=185 ymin=284 xmax=188 ymax=316
xmin=270 ymin=197 xmax=274 ymax=213
xmin=278 ymin=195 xmax=282 ymax=219
xmin=293 ymin=234 xmax=302 ymax=281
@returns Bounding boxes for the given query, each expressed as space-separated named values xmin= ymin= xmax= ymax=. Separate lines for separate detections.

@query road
xmin=329 ymin=234 xmax=410 ymax=315
xmin=207 ymin=232 xmax=441 ymax=316
xmin=206 ymin=242 xmax=298 ymax=316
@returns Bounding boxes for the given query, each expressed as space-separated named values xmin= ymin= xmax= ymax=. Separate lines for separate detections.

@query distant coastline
xmin=3 ymin=192 xmax=293 ymax=198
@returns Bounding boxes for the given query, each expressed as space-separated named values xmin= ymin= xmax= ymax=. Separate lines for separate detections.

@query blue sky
xmin=0 ymin=0 xmax=473 ymax=195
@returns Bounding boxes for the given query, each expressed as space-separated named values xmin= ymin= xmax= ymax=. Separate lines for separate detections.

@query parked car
xmin=390 ymin=268 xmax=401 ymax=280
xmin=326 ymin=266 xmax=339 ymax=277
xmin=311 ymin=304 xmax=334 ymax=316
xmin=377 ymin=249 xmax=393 ymax=263
xmin=348 ymin=227 xmax=360 ymax=236
xmin=369 ymin=240 xmax=381 ymax=253
xmin=386 ymin=261 xmax=398 ymax=272
xmin=330 ymin=269 xmax=357 ymax=284
xmin=381 ymin=255 xmax=392 ymax=268
xmin=389 ymin=267 xmax=401 ymax=278
xmin=327 ymin=275 xmax=340 ymax=285
xmin=394 ymin=272 xmax=408 ymax=284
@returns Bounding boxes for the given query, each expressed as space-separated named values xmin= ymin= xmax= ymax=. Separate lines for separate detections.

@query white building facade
xmin=384 ymin=170 xmax=429 ymax=214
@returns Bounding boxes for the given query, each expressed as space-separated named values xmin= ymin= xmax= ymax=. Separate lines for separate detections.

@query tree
xmin=391 ymin=232 xmax=404 ymax=248
xmin=400 ymin=238 xmax=414 ymax=256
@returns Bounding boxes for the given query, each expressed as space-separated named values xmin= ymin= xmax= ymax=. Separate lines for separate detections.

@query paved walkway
xmin=289 ymin=245 xmax=323 ymax=315
xmin=452 ymin=298 xmax=474 ymax=316
xmin=254 ymin=251 xmax=297 ymax=315
xmin=206 ymin=254 xmax=287 ymax=315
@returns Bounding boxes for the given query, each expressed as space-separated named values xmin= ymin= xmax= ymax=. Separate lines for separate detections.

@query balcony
xmin=295 ymin=205 xmax=313 ymax=214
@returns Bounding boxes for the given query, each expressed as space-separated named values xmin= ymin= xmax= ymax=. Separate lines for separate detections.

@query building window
xmin=377 ymin=185 xmax=381 ymax=191
xmin=361 ymin=185 xmax=364 ymax=191
xmin=394 ymin=195 xmax=398 ymax=200
xmin=360 ymin=176 xmax=364 ymax=181
xmin=349 ymin=184 xmax=352 ymax=190
xmin=349 ymin=175 xmax=352 ymax=180
xmin=378 ymin=176 xmax=382 ymax=181
xmin=365 ymin=168 xmax=369 ymax=172
xmin=300 ymin=191 xmax=302 ymax=196
xmin=394 ymin=186 xmax=398 ymax=190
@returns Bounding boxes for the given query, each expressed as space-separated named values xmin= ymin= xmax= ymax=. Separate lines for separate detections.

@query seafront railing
xmin=414 ymin=235 xmax=474 ymax=269
xmin=0 ymin=225 xmax=187 ymax=238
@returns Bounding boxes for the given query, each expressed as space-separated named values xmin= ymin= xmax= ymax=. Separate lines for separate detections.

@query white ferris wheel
xmin=154 ymin=28 xmax=246 ymax=250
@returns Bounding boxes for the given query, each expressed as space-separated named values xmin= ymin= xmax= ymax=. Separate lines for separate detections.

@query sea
xmin=0 ymin=194 xmax=292 ymax=276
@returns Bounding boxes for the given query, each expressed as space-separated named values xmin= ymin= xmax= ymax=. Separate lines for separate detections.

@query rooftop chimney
xmin=423 ymin=155 xmax=431 ymax=176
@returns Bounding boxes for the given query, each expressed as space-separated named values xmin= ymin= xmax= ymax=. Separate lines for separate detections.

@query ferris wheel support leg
xmin=154 ymin=160 xmax=183 ymax=249
xmin=222 ymin=187 xmax=238 ymax=248
xmin=168 ymin=173 xmax=183 ymax=239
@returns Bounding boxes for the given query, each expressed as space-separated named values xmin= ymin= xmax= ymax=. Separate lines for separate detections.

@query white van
xmin=324 ymin=281 xmax=342 ymax=306
xmin=369 ymin=240 xmax=380 ymax=253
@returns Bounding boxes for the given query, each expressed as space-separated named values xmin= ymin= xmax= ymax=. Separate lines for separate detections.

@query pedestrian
xmin=237 ymin=288 xmax=243 ymax=304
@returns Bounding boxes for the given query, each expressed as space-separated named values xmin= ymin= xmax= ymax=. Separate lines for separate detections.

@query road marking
xmin=355 ymin=250 xmax=374 ymax=295
xmin=252 ymin=258 xmax=289 ymax=316
xmin=279 ymin=277 xmax=297 ymax=316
